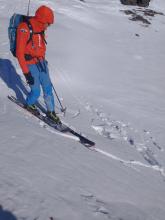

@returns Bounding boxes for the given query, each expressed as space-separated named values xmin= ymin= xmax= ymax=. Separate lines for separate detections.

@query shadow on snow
xmin=0 ymin=205 xmax=17 ymax=220
xmin=0 ymin=58 xmax=27 ymax=103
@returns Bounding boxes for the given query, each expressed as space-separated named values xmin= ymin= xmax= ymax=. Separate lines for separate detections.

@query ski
xmin=8 ymin=95 xmax=95 ymax=148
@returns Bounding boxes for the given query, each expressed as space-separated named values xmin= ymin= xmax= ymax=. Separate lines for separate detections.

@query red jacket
xmin=16 ymin=5 xmax=54 ymax=74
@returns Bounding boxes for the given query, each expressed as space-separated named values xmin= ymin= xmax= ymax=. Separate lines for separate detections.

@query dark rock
xmin=137 ymin=0 xmax=150 ymax=7
xmin=120 ymin=0 xmax=137 ymax=5
xmin=120 ymin=0 xmax=150 ymax=7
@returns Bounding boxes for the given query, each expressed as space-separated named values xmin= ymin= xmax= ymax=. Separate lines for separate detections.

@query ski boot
xmin=46 ymin=111 xmax=61 ymax=124
xmin=25 ymin=104 xmax=40 ymax=116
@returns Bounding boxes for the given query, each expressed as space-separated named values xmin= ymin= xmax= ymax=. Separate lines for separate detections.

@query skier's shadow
xmin=0 ymin=58 xmax=44 ymax=111
xmin=0 ymin=58 xmax=27 ymax=103
xmin=0 ymin=205 xmax=17 ymax=220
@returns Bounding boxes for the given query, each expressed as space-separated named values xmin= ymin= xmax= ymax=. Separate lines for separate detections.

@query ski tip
xmin=82 ymin=141 xmax=95 ymax=148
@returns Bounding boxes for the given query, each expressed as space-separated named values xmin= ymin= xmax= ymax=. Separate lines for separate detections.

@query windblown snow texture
xmin=0 ymin=0 xmax=165 ymax=220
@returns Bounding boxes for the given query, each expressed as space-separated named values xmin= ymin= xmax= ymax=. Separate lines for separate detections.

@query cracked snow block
xmin=122 ymin=9 xmax=151 ymax=25
xmin=96 ymin=206 xmax=110 ymax=215
xmin=130 ymin=14 xmax=151 ymax=24
xmin=143 ymin=9 xmax=164 ymax=16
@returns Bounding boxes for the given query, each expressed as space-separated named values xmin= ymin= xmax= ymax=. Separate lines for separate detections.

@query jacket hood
xmin=35 ymin=5 xmax=54 ymax=24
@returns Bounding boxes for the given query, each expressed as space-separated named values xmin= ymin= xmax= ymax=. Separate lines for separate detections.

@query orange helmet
xmin=35 ymin=5 xmax=54 ymax=24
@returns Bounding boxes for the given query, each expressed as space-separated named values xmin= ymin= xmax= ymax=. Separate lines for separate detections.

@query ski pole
xmin=52 ymin=84 xmax=67 ymax=114
xmin=27 ymin=0 xmax=31 ymax=16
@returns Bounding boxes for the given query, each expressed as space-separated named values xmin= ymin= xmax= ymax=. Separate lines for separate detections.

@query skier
xmin=16 ymin=5 xmax=61 ymax=123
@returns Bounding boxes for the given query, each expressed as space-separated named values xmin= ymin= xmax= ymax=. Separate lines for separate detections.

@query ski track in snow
xmin=83 ymin=102 xmax=165 ymax=179
xmin=12 ymin=100 xmax=165 ymax=179
xmin=80 ymin=194 xmax=112 ymax=219
xmin=1 ymin=1 xmax=165 ymax=219
xmin=80 ymin=193 xmax=152 ymax=220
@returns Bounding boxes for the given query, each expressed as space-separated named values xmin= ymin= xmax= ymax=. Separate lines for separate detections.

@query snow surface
xmin=0 ymin=0 xmax=165 ymax=219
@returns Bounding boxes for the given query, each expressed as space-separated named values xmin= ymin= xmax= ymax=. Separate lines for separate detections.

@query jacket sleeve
xmin=16 ymin=22 xmax=30 ymax=74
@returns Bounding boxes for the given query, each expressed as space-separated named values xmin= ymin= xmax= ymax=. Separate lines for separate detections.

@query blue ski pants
xmin=26 ymin=60 xmax=55 ymax=112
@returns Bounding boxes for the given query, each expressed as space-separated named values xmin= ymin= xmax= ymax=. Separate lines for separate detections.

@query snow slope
xmin=0 ymin=0 xmax=165 ymax=219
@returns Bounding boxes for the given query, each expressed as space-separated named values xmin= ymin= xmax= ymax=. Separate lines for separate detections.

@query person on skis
xmin=16 ymin=5 xmax=61 ymax=124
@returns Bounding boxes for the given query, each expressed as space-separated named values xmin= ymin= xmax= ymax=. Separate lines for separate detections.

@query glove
xmin=24 ymin=72 xmax=34 ymax=85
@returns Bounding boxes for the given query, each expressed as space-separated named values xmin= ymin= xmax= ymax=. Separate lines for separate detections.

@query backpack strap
xmin=25 ymin=18 xmax=47 ymax=46
xmin=33 ymin=30 xmax=47 ymax=45
xmin=24 ymin=18 xmax=34 ymax=46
